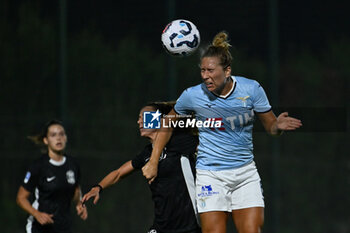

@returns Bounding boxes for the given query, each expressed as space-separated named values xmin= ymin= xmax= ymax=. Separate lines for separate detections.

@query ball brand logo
xmin=143 ymin=110 xmax=162 ymax=129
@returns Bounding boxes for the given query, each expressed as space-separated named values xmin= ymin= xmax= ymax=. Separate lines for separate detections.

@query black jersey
xmin=21 ymin=154 xmax=80 ymax=233
xmin=132 ymin=132 xmax=201 ymax=233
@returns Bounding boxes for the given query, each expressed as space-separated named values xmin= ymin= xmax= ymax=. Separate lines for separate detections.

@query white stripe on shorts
xmin=180 ymin=156 xmax=199 ymax=224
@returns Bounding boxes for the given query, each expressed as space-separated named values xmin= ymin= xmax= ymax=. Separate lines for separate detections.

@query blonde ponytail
xmin=212 ymin=31 xmax=231 ymax=50
xmin=201 ymin=31 xmax=233 ymax=68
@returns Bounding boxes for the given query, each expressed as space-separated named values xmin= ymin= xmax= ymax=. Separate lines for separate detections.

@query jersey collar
xmin=220 ymin=76 xmax=236 ymax=98
xmin=49 ymin=156 xmax=66 ymax=166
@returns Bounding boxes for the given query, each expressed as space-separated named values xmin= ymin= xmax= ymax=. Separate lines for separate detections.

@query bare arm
xmin=81 ymin=160 xmax=134 ymax=205
xmin=73 ymin=185 xmax=83 ymax=204
xmin=16 ymin=186 xmax=54 ymax=225
xmin=257 ymin=111 xmax=302 ymax=135
xmin=74 ymin=186 xmax=88 ymax=220
xmin=141 ymin=108 xmax=177 ymax=184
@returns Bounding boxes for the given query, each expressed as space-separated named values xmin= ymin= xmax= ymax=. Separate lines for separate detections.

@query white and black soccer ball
xmin=161 ymin=19 xmax=200 ymax=57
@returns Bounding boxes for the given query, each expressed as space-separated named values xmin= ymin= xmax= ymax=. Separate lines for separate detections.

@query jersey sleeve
xmin=252 ymin=81 xmax=272 ymax=113
xmin=174 ymin=88 xmax=194 ymax=115
xmin=21 ymin=162 xmax=40 ymax=193
xmin=131 ymin=145 xmax=152 ymax=169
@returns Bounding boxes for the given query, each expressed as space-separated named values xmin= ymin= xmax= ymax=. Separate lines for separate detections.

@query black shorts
xmin=28 ymin=221 xmax=71 ymax=233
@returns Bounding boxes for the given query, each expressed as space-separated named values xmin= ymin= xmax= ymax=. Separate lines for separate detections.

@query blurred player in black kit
xmin=82 ymin=102 xmax=201 ymax=233
xmin=16 ymin=120 xmax=88 ymax=233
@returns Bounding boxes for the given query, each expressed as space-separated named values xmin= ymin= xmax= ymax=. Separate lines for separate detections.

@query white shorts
xmin=196 ymin=161 xmax=264 ymax=213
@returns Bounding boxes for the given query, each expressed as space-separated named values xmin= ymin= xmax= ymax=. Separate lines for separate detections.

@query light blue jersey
xmin=174 ymin=76 xmax=271 ymax=170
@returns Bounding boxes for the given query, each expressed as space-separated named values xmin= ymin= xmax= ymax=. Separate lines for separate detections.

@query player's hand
xmin=76 ymin=202 xmax=88 ymax=220
xmin=276 ymin=112 xmax=302 ymax=131
xmin=33 ymin=211 xmax=54 ymax=225
xmin=142 ymin=161 xmax=158 ymax=184
xmin=81 ymin=187 xmax=100 ymax=205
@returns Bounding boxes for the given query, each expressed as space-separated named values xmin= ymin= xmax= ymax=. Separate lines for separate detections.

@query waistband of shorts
xmin=196 ymin=159 xmax=254 ymax=171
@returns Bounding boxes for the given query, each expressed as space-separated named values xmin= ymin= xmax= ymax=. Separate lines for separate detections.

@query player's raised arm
xmin=257 ymin=111 xmax=302 ymax=135
xmin=82 ymin=161 xmax=134 ymax=205
xmin=142 ymin=108 xmax=177 ymax=184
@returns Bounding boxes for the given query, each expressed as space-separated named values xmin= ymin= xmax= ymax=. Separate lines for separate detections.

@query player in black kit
xmin=16 ymin=120 xmax=88 ymax=233
xmin=82 ymin=103 xmax=201 ymax=233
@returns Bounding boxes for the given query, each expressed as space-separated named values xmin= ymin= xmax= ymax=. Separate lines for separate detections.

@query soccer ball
xmin=161 ymin=19 xmax=200 ymax=57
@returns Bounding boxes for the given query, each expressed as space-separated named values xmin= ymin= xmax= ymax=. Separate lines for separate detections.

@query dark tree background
xmin=0 ymin=0 xmax=349 ymax=232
